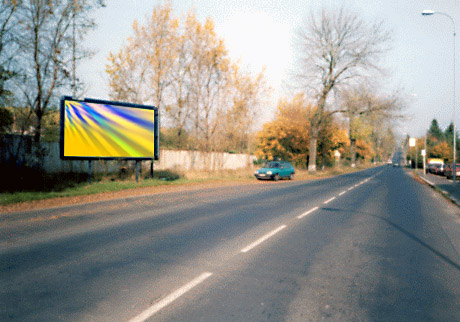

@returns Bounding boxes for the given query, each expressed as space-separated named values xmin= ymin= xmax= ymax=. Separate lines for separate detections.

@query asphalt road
xmin=1 ymin=166 xmax=460 ymax=321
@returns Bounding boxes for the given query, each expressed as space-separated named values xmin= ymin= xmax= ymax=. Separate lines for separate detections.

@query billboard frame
xmin=60 ymin=96 xmax=160 ymax=161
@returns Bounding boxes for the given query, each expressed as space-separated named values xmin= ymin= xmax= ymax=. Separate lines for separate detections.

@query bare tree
xmin=185 ymin=14 xmax=230 ymax=152
xmin=295 ymin=6 xmax=392 ymax=171
xmin=166 ymin=25 xmax=193 ymax=148
xmin=107 ymin=1 xmax=178 ymax=107
xmin=339 ymin=84 xmax=404 ymax=165
xmin=13 ymin=0 xmax=104 ymax=144
xmin=220 ymin=64 xmax=267 ymax=153
xmin=0 ymin=1 xmax=19 ymax=106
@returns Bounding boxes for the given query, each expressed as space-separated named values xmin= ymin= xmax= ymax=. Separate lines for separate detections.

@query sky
xmin=79 ymin=0 xmax=460 ymax=139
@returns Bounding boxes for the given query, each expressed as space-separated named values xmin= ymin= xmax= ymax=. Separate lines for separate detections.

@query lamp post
xmin=422 ymin=10 xmax=457 ymax=183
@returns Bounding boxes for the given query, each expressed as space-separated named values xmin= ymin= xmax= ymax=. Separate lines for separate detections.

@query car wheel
xmin=289 ymin=174 xmax=294 ymax=180
xmin=273 ymin=174 xmax=279 ymax=181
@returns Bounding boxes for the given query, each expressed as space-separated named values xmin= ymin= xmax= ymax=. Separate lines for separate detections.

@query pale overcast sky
xmin=79 ymin=0 xmax=460 ymax=138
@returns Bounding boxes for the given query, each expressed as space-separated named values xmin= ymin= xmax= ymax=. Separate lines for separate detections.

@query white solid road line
xmin=323 ymin=196 xmax=336 ymax=204
xmin=241 ymin=225 xmax=287 ymax=253
xmin=297 ymin=206 xmax=319 ymax=219
xmin=338 ymin=190 xmax=347 ymax=196
xmin=348 ymin=186 xmax=354 ymax=191
xmin=128 ymin=272 xmax=213 ymax=322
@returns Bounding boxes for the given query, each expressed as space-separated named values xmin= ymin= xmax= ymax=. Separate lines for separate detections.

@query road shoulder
xmin=410 ymin=170 xmax=460 ymax=208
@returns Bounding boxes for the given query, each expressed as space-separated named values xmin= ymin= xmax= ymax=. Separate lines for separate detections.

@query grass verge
xmin=0 ymin=178 xmax=190 ymax=205
xmin=0 ymin=164 xmax=375 ymax=210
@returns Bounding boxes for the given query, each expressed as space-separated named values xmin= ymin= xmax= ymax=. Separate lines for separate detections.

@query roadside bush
xmin=0 ymin=164 xmax=89 ymax=192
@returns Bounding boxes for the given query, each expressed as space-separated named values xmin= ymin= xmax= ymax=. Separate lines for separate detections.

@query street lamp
xmin=422 ymin=10 xmax=457 ymax=184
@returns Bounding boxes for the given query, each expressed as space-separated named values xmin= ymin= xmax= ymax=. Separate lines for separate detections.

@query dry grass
xmin=182 ymin=168 xmax=254 ymax=180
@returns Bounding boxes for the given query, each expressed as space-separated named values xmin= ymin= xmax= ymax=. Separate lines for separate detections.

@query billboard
xmin=60 ymin=97 xmax=159 ymax=160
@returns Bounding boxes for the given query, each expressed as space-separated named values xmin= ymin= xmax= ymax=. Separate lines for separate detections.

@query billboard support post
xmin=150 ymin=160 xmax=154 ymax=178
xmin=136 ymin=161 xmax=140 ymax=183
xmin=88 ymin=160 xmax=92 ymax=184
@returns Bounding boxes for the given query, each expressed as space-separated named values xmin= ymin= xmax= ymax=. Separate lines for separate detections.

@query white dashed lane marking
xmin=128 ymin=272 xmax=213 ymax=322
xmin=241 ymin=225 xmax=287 ymax=253
xmin=297 ymin=206 xmax=319 ymax=219
xmin=323 ymin=196 xmax=336 ymax=204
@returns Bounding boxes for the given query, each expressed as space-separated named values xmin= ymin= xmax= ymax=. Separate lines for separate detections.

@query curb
xmin=415 ymin=173 xmax=460 ymax=208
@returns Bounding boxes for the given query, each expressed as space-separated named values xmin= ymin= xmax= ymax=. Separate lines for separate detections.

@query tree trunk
xmin=350 ymin=138 xmax=356 ymax=167
xmin=34 ymin=110 xmax=42 ymax=145
xmin=308 ymin=137 xmax=317 ymax=172
xmin=308 ymin=94 xmax=326 ymax=173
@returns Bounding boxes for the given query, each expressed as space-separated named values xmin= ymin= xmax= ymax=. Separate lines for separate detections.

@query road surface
xmin=1 ymin=166 xmax=460 ymax=321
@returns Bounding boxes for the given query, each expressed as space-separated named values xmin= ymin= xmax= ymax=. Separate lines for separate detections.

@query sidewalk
xmin=411 ymin=169 xmax=460 ymax=207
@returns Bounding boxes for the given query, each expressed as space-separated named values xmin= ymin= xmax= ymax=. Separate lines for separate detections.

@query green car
xmin=254 ymin=161 xmax=295 ymax=181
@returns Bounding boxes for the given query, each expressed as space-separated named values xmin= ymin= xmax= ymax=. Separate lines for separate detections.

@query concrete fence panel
xmin=1 ymin=135 xmax=255 ymax=174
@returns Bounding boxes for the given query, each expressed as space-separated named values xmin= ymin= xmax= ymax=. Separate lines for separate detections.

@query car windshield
xmin=265 ymin=162 xmax=280 ymax=168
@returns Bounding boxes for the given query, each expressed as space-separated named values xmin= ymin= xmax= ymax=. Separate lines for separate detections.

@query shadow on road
xmin=321 ymin=206 xmax=460 ymax=272
xmin=374 ymin=215 xmax=460 ymax=272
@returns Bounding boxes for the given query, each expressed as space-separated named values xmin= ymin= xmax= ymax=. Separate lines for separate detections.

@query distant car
xmin=427 ymin=163 xmax=441 ymax=174
xmin=427 ymin=162 xmax=445 ymax=174
xmin=254 ymin=161 xmax=295 ymax=181
xmin=434 ymin=164 xmax=446 ymax=176
xmin=444 ymin=163 xmax=460 ymax=179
